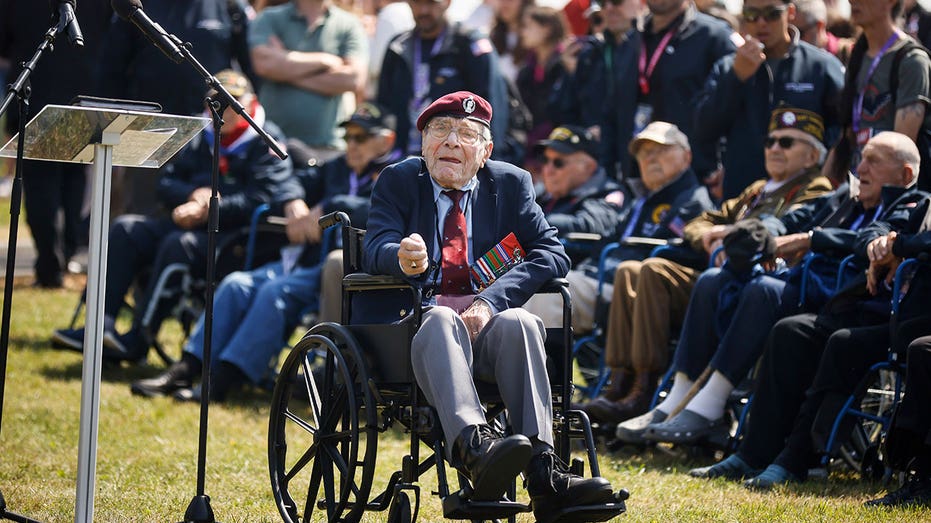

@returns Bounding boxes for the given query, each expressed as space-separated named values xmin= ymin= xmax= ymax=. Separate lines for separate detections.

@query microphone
xmin=111 ymin=0 xmax=184 ymax=63
xmin=51 ymin=0 xmax=84 ymax=47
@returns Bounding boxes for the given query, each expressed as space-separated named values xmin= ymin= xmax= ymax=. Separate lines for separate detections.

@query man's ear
xmin=903 ymin=163 xmax=916 ymax=187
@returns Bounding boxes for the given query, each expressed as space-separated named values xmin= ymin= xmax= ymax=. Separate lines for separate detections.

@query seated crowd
xmin=21 ymin=0 xmax=931 ymax=511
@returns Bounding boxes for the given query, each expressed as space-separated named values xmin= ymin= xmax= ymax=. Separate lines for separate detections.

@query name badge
xmin=634 ymin=103 xmax=654 ymax=135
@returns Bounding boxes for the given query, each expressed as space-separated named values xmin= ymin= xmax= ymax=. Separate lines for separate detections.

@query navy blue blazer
xmin=362 ymin=157 xmax=570 ymax=321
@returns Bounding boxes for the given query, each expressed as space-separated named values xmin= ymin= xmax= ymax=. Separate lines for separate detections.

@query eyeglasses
xmin=764 ymin=136 xmax=799 ymax=149
xmin=344 ymin=132 xmax=373 ymax=144
xmin=426 ymin=121 xmax=484 ymax=145
xmin=742 ymin=4 xmax=787 ymax=23
xmin=543 ymin=156 xmax=567 ymax=168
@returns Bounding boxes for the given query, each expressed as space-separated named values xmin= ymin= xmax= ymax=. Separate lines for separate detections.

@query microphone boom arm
xmin=177 ymin=41 xmax=288 ymax=161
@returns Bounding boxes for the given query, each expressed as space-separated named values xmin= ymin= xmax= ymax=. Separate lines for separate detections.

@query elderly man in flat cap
xmin=362 ymin=91 xmax=617 ymax=516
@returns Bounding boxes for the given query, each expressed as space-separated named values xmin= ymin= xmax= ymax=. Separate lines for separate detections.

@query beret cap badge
xmin=462 ymin=96 xmax=476 ymax=114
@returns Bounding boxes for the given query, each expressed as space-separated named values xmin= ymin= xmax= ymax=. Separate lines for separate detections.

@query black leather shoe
xmin=525 ymin=451 xmax=615 ymax=521
xmin=451 ymin=424 xmax=532 ymax=501
xmin=131 ymin=364 xmax=195 ymax=398
xmin=865 ymin=474 xmax=931 ymax=507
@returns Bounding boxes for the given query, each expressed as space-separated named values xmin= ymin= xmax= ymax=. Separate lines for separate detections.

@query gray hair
xmin=794 ymin=0 xmax=828 ymax=26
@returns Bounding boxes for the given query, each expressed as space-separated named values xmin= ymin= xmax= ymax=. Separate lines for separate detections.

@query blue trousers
xmin=184 ymin=261 xmax=321 ymax=383
xmin=673 ymin=268 xmax=800 ymax=385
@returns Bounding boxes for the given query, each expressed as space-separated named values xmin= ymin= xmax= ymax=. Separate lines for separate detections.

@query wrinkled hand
xmin=867 ymin=232 xmax=897 ymax=262
xmin=172 ymin=200 xmax=208 ymax=229
xmin=866 ymin=233 xmax=902 ymax=295
xmin=188 ymin=187 xmax=212 ymax=208
xmin=733 ymin=35 xmax=766 ymax=81
xmin=775 ymin=232 xmax=811 ymax=262
xmin=461 ymin=300 xmax=493 ymax=342
xmin=399 ymin=233 xmax=429 ymax=276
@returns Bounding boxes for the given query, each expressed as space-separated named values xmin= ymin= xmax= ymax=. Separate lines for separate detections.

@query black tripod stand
xmin=0 ymin=7 xmax=80 ymax=523
xmin=171 ymin=40 xmax=287 ymax=523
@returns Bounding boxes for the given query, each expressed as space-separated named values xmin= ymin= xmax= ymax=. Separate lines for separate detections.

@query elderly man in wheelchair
xmin=266 ymin=91 xmax=624 ymax=523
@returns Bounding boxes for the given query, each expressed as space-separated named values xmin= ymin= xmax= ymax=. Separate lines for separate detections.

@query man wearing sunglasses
xmin=534 ymin=126 xmax=623 ymax=264
xmin=693 ymin=0 xmax=844 ymax=201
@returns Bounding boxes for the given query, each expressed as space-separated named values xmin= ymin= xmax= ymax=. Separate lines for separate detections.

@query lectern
xmin=0 ymin=104 xmax=209 ymax=522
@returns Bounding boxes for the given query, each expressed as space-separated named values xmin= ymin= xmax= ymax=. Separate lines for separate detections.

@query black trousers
xmin=735 ymin=303 xmax=890 ymax=474
xmin=106 ymin=215 xmax=228 ymax=335
xmin=885 ymin=335 xmax=931 ymax=473
xmin=22 ymin=160 xmax=86 ymax=285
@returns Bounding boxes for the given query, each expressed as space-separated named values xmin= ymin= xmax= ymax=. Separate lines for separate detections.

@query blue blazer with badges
xmin=361 ymin=157 xmax=570 ymax=323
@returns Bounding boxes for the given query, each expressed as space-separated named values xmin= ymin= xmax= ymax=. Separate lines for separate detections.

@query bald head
xmin=870 ymin=131 xmax=920 ymax=186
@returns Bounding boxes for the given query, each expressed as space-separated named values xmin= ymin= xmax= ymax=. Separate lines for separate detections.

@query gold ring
xmin=410 ymin=261 xmax=418 ymax=269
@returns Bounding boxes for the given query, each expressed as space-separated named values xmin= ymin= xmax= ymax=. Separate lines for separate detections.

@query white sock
xmin=686 ymin=370 xmax=734 ymax=421
xmin=655 ymin=372 xmax=693 ymax=415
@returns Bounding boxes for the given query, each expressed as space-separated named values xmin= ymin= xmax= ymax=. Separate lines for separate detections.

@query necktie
xmin=441 ymin=190 xmax=472 ymax=295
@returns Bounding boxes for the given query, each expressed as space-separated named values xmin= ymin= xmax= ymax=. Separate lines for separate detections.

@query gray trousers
xmin=411 ymin=306 xmax=554 ymax=452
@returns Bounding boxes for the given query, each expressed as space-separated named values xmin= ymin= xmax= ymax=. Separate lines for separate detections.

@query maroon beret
xmin=415 ymin=91 xmax=493 ymax=132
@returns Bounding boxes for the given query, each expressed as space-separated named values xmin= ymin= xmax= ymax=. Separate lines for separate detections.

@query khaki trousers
xmin=604 ymin=257 xmax=699 ymax=372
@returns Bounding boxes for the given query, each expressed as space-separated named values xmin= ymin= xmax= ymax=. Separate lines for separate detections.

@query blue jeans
xmin=673 ymin=268 xmax=800 ymax=385
xmin=184 ymin=261 xmax=321 ymax=383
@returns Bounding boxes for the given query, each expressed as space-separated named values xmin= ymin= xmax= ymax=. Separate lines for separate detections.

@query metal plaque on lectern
xmin=0 ymin=104 xmax=209 ymax=167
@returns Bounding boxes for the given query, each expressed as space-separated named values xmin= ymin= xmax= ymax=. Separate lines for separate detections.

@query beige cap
xmin=628 ymin=121 xmax=690 ymax=156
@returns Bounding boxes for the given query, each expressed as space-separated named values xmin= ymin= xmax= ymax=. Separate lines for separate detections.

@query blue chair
xmin=820 ymin=257 xmax=919 ymax=476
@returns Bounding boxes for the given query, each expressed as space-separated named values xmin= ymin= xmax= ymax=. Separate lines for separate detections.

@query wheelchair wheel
xmin=268 ymin=323 xmax=378 ymax=523
xmin=839 ymin=367 xmax=900 ymax=474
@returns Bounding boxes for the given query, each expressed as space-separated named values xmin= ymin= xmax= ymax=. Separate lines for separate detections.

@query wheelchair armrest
xmin=537 ymin=278 xmax=569 ymax=294
xmin=563 ymin=232 xmax=603 ymax=243
xmin=319 ymin=211 xmax=350 ymax=230
xmin=343 ymin=272 xmax=414 ymax=292
xmin=619 ymin=236 xmax=671 ymax=248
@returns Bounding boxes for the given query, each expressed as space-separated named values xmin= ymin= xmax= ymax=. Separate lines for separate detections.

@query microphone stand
xmin=0 ymin=16 xmax=73 ymax=523
xmin=171 ymin=39 xmax=287 ymax=523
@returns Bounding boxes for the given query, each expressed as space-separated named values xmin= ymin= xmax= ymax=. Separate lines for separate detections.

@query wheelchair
xmin=267 ymin=212 xmax=629 ymax=523
xmin=67 ymin=204 xmax=290 ymax=365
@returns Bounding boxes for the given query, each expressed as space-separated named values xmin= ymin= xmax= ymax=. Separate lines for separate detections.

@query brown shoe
xmin=602 ymin=367 xmax=635 ymax=402
xmin=601 ymin=370 xmax=662 ymax=423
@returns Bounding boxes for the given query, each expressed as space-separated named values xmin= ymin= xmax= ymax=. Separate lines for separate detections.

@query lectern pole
xmin=74 ymin=137 xmax=117 ymax=523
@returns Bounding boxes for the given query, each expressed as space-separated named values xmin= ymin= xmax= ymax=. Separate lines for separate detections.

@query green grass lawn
xmin=1 ymin=240 xmax=930 ymax=521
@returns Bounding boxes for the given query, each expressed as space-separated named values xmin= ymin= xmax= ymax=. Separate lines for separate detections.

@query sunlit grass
xmin=1 ymin=229 xmax=929 ymax=521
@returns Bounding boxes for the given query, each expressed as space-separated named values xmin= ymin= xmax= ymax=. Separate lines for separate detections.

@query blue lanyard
xmin=412 ymin=31 xmax=446 ymax=105
xmin=621 ymin=197 xmax=646 ymax=239
xmin=853 ymin=32 xmax=901 ymax=133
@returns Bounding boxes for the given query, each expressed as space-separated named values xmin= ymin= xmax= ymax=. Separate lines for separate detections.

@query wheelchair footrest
xmin=441 ymin=490 xmax=531 ymax=520
xmin=538 ymin=500 xmax=628 ymax=523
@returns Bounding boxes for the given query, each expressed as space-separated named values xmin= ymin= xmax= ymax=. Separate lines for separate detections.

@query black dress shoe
xmin=865 ymin=474 xmax=931 ymax=507
xmin=451 ymin=424 xmax=532 ymax=501
xmin=525 ymin=451 xmax=615 ymax=521
xmin=131 ymin=364 xmax=195 ymax=398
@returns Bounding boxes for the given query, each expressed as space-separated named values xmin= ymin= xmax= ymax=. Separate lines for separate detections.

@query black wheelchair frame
xmin=266 ymin=212 xmax=629 ymax=523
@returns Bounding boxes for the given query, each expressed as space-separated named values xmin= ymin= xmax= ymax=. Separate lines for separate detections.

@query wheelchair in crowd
xmin=266 ymin=212 xmax=629 ymax=523
xmin=66 ymin=204 xmax=290 ymax=366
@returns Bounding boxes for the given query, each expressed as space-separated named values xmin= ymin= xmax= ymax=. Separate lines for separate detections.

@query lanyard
xmin=853 ymin=32 xmax=901 ymax=133
xmin=621 ymin=197 xmax=647 ymax=239
xmin=638 ymin=28 xmax=675 ymax=96
xmin=412 ymin=31 xmax=446 ymax=105
xmin=849 ymin=203 xmax=883 ymax=231
xmin=347 ymin=170 xmax=372 ymax=197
